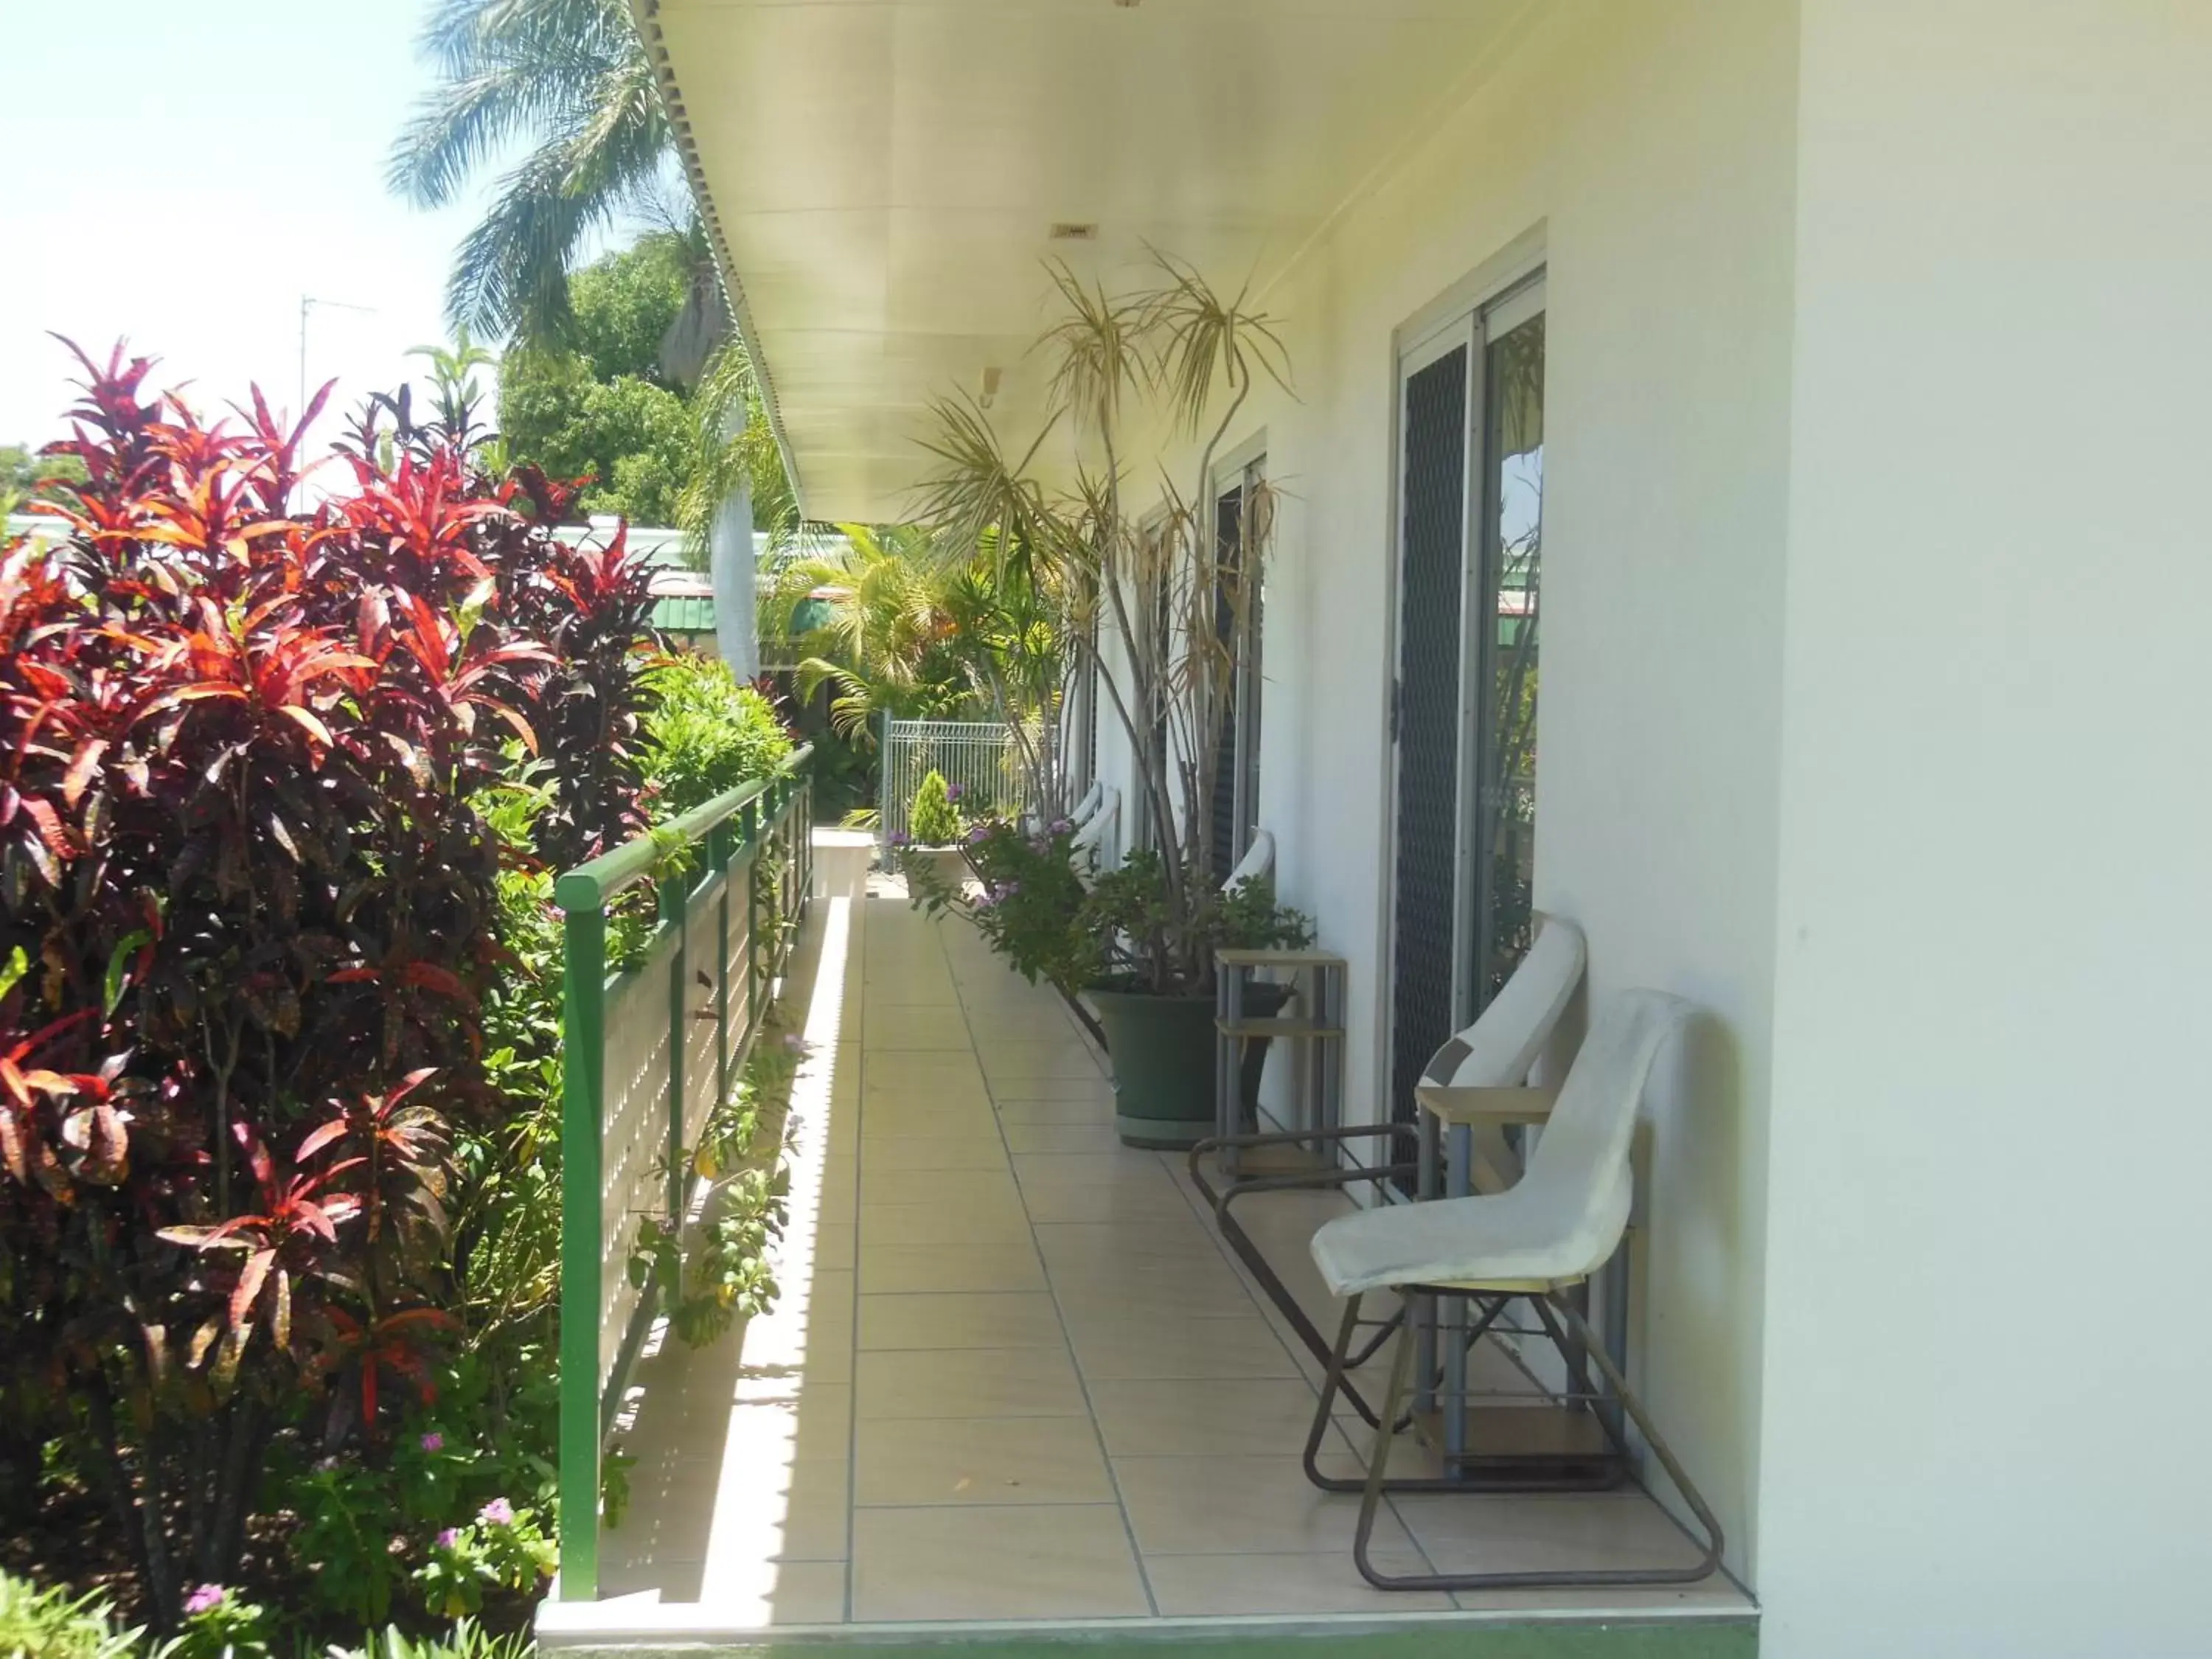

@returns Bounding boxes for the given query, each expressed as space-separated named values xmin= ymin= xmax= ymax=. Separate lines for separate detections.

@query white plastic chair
xmin=1188 ymin=916 xmax=1587 ymax=1424
xmin=1301 ymin=990 xmax=1725 ymax=1592
xmin=1221 ymin=826 xmax=1275 ymax=891
xmin=1065 ymin=777 xmax=1107 ymax=830
xmin=1069 ymin=785 xmax=1119 ymax=883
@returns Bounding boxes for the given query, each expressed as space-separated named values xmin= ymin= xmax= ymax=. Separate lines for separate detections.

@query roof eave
xmin=627 ymin=0 xmax=812 ymax=524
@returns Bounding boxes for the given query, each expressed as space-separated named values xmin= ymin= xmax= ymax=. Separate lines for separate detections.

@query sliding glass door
xmin=1388 ymin=276 xmax=1545 ymax=1129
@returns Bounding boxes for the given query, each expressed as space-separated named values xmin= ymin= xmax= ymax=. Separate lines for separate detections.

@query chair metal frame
xmin=1308 ymin=1284 xmax=1725 ymax=1591
xmin=1189 ymin=916 xmax=1587 ymax=1429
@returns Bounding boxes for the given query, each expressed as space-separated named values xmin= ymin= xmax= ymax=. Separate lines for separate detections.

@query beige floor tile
xmin=860 ymin=1090 xmax=997 ymax=1125
xmin=854 ymin=1414 xmax=1113 ymax=1506
xmin=850 ymin=1506 xmax=1149 ymax=1622
xmin=1390 ymin=1489 xmax=1711 ymax=1579
xmin=703 ymin=1456 xmax=852 ymax=1562
xmin=1143 ymin=1551 xmax=1455 ymax=1615
xmin=868 ymin=1047 xmax=988 ymax=1079
xmin=1085 ymin=1377 xmax=1327 ymax=1458
xmin=860 ymin=1166 xmax=1019 ymax=1211
xmin=807 ymin=1224 xmax=857 ymax=1273
xmin=860 ymin=978 xmax=962 ymax=1007
xmin=855 ymin=1346 xmax=1089 ymax=1420
xmin=858 ymin=1200 xmax=1034 ymax=1245
xmin=990 ymin=1077 xmax=1119 ymax=1102
xmin=1020 ymin=1180 xmax=1208 ymax=1225
xmin=1031 ymin=1220 xmax=1228 ymax=1271
xmin=1052 ymin=1276 xmax=1266 ymax=1324
xmin=979 ymin=1046 xmax=1105 ymax=1083
xmin=694 ymin=1557 xmax=849 ymax=1623
xmin=1112 ymin=1453 xmax=1416 ymax=1557
xmin=856 ymin=1135 xmax=1009 ymax=1173
xmin=858 ymin=1290 xmax=1066 ymax=1351
xmin=863 ymin=1004 xmax=978 ymax=1050
xmin=1002 ymin=1119 xmax=1130 ymax=1154
xmin=1012 ymin=1150 xmax=1172 ymax=1185
xmin=719 ymin=1380 xmax=854 ymax=1467
xmin=992 ymin=1096 xmax=1120 ymax=1124
xmin=1065 ymin=1315 xmax=1304 ymax=1382
xmin=859 ymin=1242 xmax=1046 ymax=1295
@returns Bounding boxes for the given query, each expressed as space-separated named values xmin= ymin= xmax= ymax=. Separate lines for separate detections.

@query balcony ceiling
xmin=647 ymin=0 xmax=1534 ymax=522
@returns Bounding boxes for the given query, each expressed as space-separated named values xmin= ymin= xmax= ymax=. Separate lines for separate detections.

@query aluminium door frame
xmin=1373 ymin=263 xmax=1548 ymax=1161
xmin=1212 ymin=438 xmax=1268 ymax=874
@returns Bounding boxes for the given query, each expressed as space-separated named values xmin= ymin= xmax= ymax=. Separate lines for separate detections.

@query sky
xmin=0 ymin=1 xmax=506 ymax=451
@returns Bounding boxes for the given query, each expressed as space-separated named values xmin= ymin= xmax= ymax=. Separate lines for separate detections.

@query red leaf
xmin=61 ymin=738 xmax=108 ymax=809
xmin=398 ymin=961 xmax=470 ymax=1001
xmin=295 ymin=1118 xmax=349 ymax=1162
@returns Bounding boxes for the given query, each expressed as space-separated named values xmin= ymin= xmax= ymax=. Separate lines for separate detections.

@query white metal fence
xmin=880 ymin=719 xmax=1037 ymax=841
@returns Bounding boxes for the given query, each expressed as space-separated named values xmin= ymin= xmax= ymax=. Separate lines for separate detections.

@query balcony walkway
xmin=538 ymin=851 xmax=1755 ymax=1651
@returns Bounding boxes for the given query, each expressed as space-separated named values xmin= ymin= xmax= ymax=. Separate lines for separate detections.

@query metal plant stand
xmin=1194 ymin=949 xmax=1427 ymax=1427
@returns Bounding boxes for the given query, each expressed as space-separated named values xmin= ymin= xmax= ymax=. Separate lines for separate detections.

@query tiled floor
xmin=582 ymin=867 xmax=1752 ymax=1635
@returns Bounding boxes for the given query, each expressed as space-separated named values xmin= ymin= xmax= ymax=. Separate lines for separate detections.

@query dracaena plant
xmin=911 ymin=254 xmax=1295 ymax=998
xmin=0 ymin=341 xmax=653 ymax=1626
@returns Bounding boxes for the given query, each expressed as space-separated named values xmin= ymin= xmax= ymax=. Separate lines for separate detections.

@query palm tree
xmin=768 ymin=527 xmax=971 ymax=740
xmin=389 ymin=0 xmax=712 ymax=347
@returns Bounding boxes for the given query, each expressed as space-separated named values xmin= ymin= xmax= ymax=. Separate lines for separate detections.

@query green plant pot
xmin=1088 ymin=983 xmax=1291 ymax=1150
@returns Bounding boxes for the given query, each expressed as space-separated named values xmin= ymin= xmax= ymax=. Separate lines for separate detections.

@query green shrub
xmin=641 ymin=655 xmax=796 ymax=816
xmin=164 ymin=1586 xmax=270 ymax=1659
xmin=340 ymin=1621 xmax=531 ymax=1659
xmin=410 ymin=1501 xmax=557 ymax=1621
xmin=908 ymin=770 xmax=962 ymax=846
xmin=0 ymin=1573 xmax=139 ymax=1659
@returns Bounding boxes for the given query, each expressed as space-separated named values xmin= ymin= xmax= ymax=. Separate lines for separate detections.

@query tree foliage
xmin=389 ymin=0 xmax=689 ymax=346
xmin=0 ymin=342 xmax=657 ymax=1624
xmin=495 ymin=234 xmax=694 ymax=526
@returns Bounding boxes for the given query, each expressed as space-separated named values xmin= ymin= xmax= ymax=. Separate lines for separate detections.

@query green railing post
xmin=550 ymin=746 xmax=810 ymax=1607
xmin=712 ymin=822 xmax=732 ymax=1119
xmin=661 ymin=870 xmax=687 ymax=1222
xmin=556 ymin=901 xmax=607 ymax=1603
xmin=742 ymin=797 xmax=763 ymax=1034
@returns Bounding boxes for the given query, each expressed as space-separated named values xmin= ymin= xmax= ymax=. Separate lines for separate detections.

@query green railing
xmin=552 ymin=747 xmax=813 ymax=1601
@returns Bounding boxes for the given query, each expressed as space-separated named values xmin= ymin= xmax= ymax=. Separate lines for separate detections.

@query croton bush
xmin=0 ymin=343 xmax=663 ymax=1629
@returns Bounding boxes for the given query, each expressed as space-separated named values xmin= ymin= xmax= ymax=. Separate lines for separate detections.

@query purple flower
xmin=944 ymin=783 xmax=964 ymax=802
xmin=478 ymin=1497 xmax=515 ymax=1526
xmin=888 ymin=830 xmax=910 ymax=847
xmin=420 ymin=1431 xmax=445 ymax=1453
xmin=184 ymin=1586 xmax=227 ymax=1617
xmin=781 ymin=1032 xmax=810 ymax=1056
xmin=1048 ymin=818 xmax=1073 ymax=836
xmin=965 ymin=824 xmax=990 ymax=845
xmin=437 ymin=1528 xmax=462 ymax=1551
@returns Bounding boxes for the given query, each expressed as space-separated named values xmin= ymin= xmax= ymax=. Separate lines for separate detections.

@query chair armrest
xmin=1413 ymin=1083 xmax=1560 ymax=1128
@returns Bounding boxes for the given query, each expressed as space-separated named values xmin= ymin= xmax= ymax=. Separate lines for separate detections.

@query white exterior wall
xmin=1757 ymin=4 xmax=2212 ymax=1655
xmin=1131 ymin=0 xmax=1803 ymax=1581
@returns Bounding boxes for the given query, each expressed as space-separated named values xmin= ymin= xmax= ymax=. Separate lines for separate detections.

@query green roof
xmin=653 ymin=595 xmax=716 ymax=633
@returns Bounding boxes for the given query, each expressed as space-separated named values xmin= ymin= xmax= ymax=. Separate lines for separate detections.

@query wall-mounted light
xmin=979 ymin=366 xmax=1004 ymax=409
xmin=1049 ymin=223 xmax=1100 ymax=242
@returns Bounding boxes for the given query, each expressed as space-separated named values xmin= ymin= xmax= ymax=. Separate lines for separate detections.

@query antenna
xmin=298 ymin=294 xmax=378 ymax=420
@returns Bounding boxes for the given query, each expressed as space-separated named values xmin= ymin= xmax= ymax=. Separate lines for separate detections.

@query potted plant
xmin=892 ymin=769 xmax=975 ymax=893
xmin=905 ymin=256 xmax=1311 ymax=1144
xmin=910 ymin=816 xmax=1309 ymax=1145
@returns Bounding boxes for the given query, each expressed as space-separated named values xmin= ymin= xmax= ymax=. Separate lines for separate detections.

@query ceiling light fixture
xmin=1049 ymin=222 xmax=1099 ymax=242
